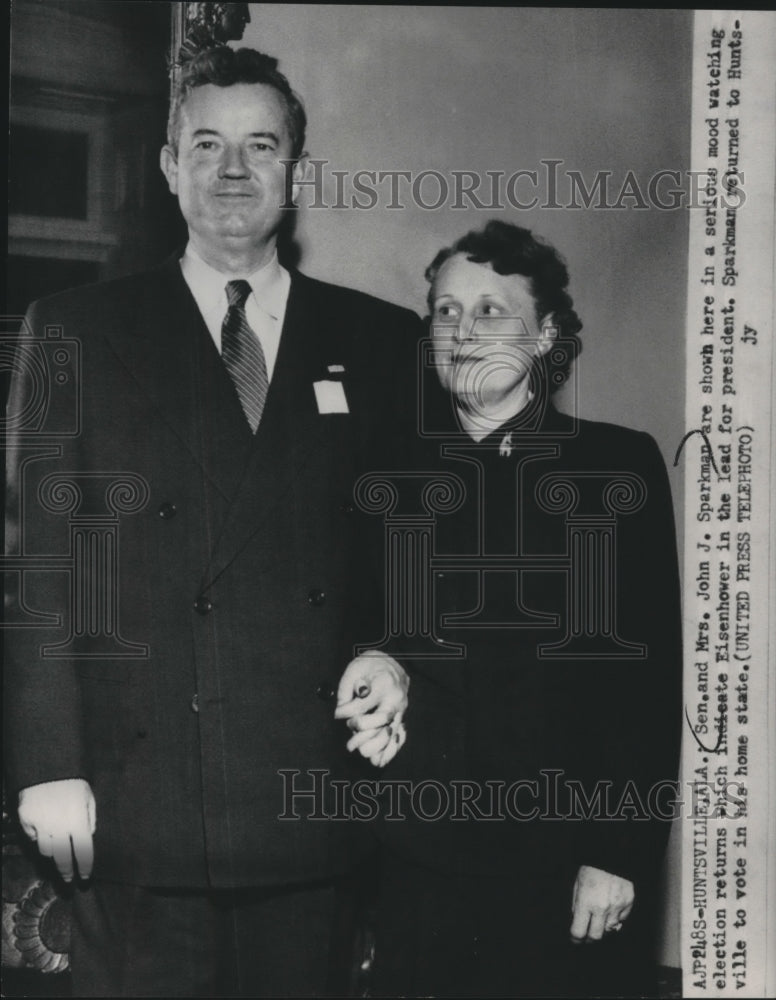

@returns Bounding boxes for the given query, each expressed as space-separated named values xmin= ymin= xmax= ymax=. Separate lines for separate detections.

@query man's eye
xmin=478 ymin=303 xmax=502 ymax=316
xmin=435 ymin=305 xmax=459 ymax=320
xmin=194 ymin=140 xmax=216 ymax=150
xmin=249 ymin=142 xmax=274 ymax=153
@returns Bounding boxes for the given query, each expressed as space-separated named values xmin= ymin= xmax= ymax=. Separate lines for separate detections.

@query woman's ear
xmin=536 ymin=313 xmax=558 ymax=356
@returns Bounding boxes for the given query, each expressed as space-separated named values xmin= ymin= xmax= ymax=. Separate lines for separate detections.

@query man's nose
xmin=218 ymin=145 xmax=250 ymax=178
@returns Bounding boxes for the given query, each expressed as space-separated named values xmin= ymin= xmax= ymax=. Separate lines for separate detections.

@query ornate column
xmin=354 ymin=472 xmax=466 ymax=658
xmin=38 ymin=472 xmax=150 ymax=659
xmin=535 ymin=472 xmax=647 ymax=659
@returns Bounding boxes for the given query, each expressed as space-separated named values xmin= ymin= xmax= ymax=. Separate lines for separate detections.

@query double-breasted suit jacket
xmin=4 ymin=256 xmax=422 ymax=888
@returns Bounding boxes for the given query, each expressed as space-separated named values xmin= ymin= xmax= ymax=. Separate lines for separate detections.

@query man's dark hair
xmin=425 ymin=220 xmax=583 ymax=393
xmin=167 ymin=47 xmax=307 ymax=158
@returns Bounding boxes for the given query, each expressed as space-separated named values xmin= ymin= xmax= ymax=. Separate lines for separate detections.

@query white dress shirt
xmin=179 ymin=244 xmax=291 ymax=382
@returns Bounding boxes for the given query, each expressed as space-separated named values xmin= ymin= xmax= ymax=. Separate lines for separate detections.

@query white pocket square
xmin=313 ymin=380 xmax=349 ymax=414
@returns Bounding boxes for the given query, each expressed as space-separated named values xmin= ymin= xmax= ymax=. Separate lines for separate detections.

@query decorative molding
xmin=169 ymin=2 xmax=251 ymax=90
xmin=8 ymin=230 xmax=118 ymax=265
xmin=9 ymin=100 xmax=117 ymax=262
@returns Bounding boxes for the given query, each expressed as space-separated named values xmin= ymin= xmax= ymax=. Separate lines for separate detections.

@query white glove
xmin=17 ymin=778 xmax=96 ymax=882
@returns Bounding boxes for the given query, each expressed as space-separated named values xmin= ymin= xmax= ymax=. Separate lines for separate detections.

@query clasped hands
xmin=334 ymin=650 xmax=409 ymax=767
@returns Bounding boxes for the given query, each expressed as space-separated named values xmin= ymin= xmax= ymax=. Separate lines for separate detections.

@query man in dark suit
xmin=363 ymin=221 xmax=683 ymax=997
xmin=4 ymin=47 xmax=418 ymax=997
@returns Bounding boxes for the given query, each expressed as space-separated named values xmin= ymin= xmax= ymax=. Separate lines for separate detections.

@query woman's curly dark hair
xmin=425 ymin=220 xmax=582 ymax=394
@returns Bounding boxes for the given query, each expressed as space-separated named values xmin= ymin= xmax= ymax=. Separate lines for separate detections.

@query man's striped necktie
xmin=221 ymin=279 xmax=269 ymax=433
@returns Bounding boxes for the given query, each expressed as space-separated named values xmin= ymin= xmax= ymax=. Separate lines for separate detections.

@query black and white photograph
xmin=3 ymin=4 xmax=774 ymax=998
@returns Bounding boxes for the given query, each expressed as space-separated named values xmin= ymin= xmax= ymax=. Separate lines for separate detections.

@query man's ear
xmin=160 ymin=145 xmax=179 ymax=195
xmin=536 ymin=312 xmax=558 ymax=356
xmin=289 ymin=152 xmax=310 ymax=205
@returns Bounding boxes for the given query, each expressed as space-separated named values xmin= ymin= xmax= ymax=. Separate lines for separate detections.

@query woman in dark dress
xmin=368 ymin=221 xmax=683 ymax=998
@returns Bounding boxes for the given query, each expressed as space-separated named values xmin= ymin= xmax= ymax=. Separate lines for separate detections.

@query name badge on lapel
xmin=313 ymin=379 xmax=349 ymax=414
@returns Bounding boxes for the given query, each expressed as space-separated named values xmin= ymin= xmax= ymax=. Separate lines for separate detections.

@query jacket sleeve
xmin=349 ymin=301 xmax=426 ymax=651
xmin=3 ymin=301 xmax=88 ymax=795
xmin=562 ymin=430 xmax=683 ymax=885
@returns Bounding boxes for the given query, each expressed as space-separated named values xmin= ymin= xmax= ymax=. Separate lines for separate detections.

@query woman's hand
xmin=569 ymin=864 xmax=634 ymax=943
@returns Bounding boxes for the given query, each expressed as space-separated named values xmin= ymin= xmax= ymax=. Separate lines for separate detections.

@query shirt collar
xmin=181 ymin=243 xmax=288 ymax=320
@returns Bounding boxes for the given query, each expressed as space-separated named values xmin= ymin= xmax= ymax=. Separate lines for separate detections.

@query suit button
xmin=158 ymin=502 xmax=177 ymax=519
xmin=190 ymin=693 xmax=199 ymax=713
xmin=316 ymin=682 xmax=335 ymax=701
xmin=340 ymin=502 xmax=354 ymax=514
xmin=307 ymin=589 xmax=326 ymax=606
xmin=194 ymin=595 xmax=212 ymax=615
xmin=136 ymin=728 xmax=148 ymax=739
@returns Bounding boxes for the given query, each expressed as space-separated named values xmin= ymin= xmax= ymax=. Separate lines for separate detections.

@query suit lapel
xmin=202 ymin=271 xmax=341 ymax=588
xmin=101 ymin=256 xmax=252 ymax=502
xmin=104 ymin=262 xmax=348 ymax=587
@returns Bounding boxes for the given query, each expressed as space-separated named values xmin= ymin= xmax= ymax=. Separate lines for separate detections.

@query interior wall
xmin=7 ymin=0 xmax=178 ymax=313
xmin=241 ymin=5 xmax=693 ymax=968
xmin=244 ymin=6 xmax=690 ymax=474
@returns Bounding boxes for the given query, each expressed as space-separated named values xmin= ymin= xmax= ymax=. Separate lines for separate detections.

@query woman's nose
xmin=454 ymin=313 xmax=474 ymax=342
